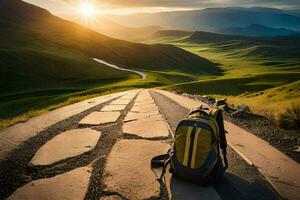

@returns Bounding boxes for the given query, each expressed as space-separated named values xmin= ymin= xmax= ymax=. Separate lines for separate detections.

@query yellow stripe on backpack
xmin=183 ymin=126 xmax=193 ymax=166
xmin=191 ymin=128 xmax=201 ymax=168
xmin=192 ymin=128 xmax=211 ymax=168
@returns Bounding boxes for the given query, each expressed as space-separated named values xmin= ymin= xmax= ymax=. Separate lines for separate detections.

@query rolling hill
xmin=149 ymin=30 xmax=193 ymax=41
xmin=0 ymin=0 xmax=218 ymax=75
xmin=184 ymin=31 xmax=300 ymax=59
xmin=220 ymin=24 xmax=300 ymax=37
xmin=146 ymin=29 xmax=300 ymax=115
xmin=0 ymin=0 xmax=219 ymax=124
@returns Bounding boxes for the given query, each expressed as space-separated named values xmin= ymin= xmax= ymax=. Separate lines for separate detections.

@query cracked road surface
xmin=0 ymin=89 xmax=280 ymax=200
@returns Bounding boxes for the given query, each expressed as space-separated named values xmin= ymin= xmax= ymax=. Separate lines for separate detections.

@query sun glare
xmin=79 ymin=3 xmax=95 ymax=17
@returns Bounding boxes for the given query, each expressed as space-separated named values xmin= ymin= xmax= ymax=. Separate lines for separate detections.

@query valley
xmin=146 ymin=30 xmax=300 ymax=115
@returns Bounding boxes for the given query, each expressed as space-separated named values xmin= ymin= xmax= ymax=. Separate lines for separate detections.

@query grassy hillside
xmin=166 ymin=73 xmax=300 ymax=96
xmin=185 ymin=31 xmax=300 ymax=58
xmin=0 ymin=0 xmax=219 ymax=127
xmin=0 ymin=0 xmax=218 ymax=75
xmin=147 ymin=30 xmax=300 ymax=115
xmin=167 ymin=79 xmax=300 ymax=114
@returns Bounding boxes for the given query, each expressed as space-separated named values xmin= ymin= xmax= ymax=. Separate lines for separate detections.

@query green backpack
xmin=151 ymin=107 xmax=228 ymax=184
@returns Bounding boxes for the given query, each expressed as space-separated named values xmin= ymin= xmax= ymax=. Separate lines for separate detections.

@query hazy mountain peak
xmin=110 ymin=6 xmax=300 ymax=33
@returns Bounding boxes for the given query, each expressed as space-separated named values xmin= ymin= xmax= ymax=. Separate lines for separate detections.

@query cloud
xmin=88 ymin=0 xmax=300 ymax=9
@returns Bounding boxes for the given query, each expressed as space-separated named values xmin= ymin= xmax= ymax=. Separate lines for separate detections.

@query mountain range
xmin=220 ymin=24 xmax=300 ymax=37
xmin=109 ymin=7 xmax=300 ymax=36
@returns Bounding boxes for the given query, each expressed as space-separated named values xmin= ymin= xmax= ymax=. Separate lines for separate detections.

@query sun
xmin=79 ymin=2 xmax=96 ymax=17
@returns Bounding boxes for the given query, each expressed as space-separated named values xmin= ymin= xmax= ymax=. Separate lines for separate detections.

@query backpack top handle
xmin=188 ymin=105 xmax=209 ymax=117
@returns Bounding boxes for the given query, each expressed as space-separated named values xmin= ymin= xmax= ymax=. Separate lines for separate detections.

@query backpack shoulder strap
xmin=209 ymin=108 xmax=228 ymax=170
xmin=151 ymin=154 xmax=169 ymax=168
xmin=151 ymin=153 xmax=171 ymax=181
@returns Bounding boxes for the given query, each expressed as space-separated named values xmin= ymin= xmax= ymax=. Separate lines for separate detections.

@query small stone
xmin=293 ymin=146 xmax=300 ymax=152
xmin=215 ymin=99 xmax=227 ymax=106
xmin=231 ymin=110 xmax=249 ymax=118
xmin=208 ymin=99 xmax=216 ymax=105
xmin=237 ymin=104 xmax=250 ymax=112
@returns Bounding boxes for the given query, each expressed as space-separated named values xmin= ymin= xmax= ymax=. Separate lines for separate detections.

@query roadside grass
xmin=276 ymin=103 xmax=300 ymax=130
xmin=208 ymin=81 xmax=300 ymax=115
xmin=164 ymin=78 xmax=300 ymax=115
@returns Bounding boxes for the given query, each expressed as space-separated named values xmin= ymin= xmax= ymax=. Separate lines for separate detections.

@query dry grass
xmin=276 ymin=103 xmax=300 ymax=130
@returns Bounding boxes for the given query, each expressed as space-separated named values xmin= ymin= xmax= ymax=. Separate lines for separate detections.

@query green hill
xmin=184 ymin=31 xmax=300 ymax=59
xmin=0 ymin=0 xmax=220 ymax=125
xmin=147 ymin=30 xmax=300 ymax=115
xmin=151 ymin=30 xmax=193 ymax=39
xmin=0 ymin=0 xmax=218 ymax=75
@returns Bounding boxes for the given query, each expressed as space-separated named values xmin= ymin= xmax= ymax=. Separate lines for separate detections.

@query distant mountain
xmin=110 ymin=7 xmax=300 ymax=33
xmin=95 ymin=20 xmax=162 ymax=41
xmin=71 ymin=16 xmax=163 ymax=41
xmin=220 ymin=24 xmax=300 ymax=37
xmin=0 ymin=0 xmax=219 ymax=96
xmin=286 ymin=9 xmax=300 ymax=18
xmin=183 ymin=31 xmax=300 ymax=58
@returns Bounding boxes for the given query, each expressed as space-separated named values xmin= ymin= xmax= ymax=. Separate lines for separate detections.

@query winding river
xmin=93 ymin=58 xmax=147 ymax=80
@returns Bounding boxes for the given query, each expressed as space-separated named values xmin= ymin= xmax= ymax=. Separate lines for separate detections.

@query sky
xmin=23 ymin=0 xmax=300 ymax=17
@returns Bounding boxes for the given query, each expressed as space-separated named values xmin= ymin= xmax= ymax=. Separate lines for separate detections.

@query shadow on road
xmin=168 ymin=172 xmax=279 ymax=200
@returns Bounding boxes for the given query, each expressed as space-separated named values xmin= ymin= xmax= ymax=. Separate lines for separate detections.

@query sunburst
xmin=79 ymin=2 xmax=95 ymax=18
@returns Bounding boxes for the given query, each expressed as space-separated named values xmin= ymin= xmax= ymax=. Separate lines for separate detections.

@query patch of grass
xmin=276 ymin=103 xmax=300 ymax=130
xmin=213 ymin=81 xmax=300 ymax=115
